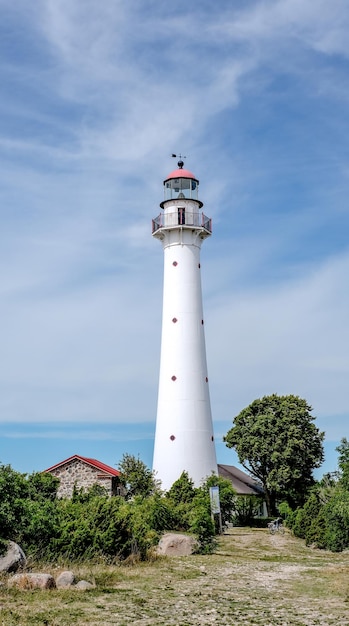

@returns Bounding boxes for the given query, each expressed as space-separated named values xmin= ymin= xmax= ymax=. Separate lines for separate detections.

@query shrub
xmin=289 ymin=492 xmax=322 ymax=540
xmin=166 ymin=471 xmax=197 ymax=504
xmin=189 ymin=493 xmax=216 ymax=553
xmin=200 ymin=475 xmax=236 ymax=528
xmin=288 ymin=482 xmax=349 ymax=551
xmin=166 ymin=472 xmax=198 ymax=530
xmin=18 ymin=499 xmax=61 ymax=560
xmin=0 ymin=464 xmax=28 ymax=540
xmin=231 ymin=495 xmax=263 ymax=526
xmin=322 ymin=489 xmax=349 ymax=552
xmin=118 ymin=454 xmax=159 ymax=499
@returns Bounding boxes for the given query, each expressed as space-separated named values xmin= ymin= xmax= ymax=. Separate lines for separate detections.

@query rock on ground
xmin=8 ymin=573 xmax=56 ymax=590
xmin=74 ymin=580 xmax=95 ymax=590
xmin=56 ymin=570 xmax=75 ymax=589
xmin=0 ymin=541 xmax=26 ymax=573
xmin=157 ymin=533 xmax=198 ymax=556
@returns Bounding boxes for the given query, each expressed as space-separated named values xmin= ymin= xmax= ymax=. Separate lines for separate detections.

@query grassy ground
xmin=0 ymin=528 xmax=348 ymax=625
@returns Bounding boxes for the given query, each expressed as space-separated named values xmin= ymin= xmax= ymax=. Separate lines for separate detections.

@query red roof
xmin=165 ymin=167 xmax=198 ymax=181
xmin=44 ymin=454 xmax=120 ymax=477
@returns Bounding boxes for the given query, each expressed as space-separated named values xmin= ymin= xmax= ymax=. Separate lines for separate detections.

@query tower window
xmin=178 ymin=208 xmax=185 ymax=225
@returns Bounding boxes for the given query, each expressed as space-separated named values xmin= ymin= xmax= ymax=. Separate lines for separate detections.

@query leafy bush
xmin=322 ymin=490 xmax=349 ymax=552
xmin=0 ymin=464 xmax=28 ymax=540
xmin=19 ymin=499 xmax=61 ymax=559
xmin=189 ymin=492 xmax=216 ymax=553
xmin=117 ymin=453 xmax=159 ymax=499
xmin=0 ymin=462 xmax=225 ymax=561
xmin=199 ymin=475 xmax=236 ymax=528
xmin=287 ymin=438 xmax=349 ymax=552
xmin=290 ymin=492 xmax=322 ymax=540
xmin=0 ymin=464 xmax=59 ymax=544
xmin=231 ymin=495 xmax=263 ymax=526
xmin=166 ymin=471 xmax=197 ymax=504
xmin=165 ymin=472 xmax=198 ymax=530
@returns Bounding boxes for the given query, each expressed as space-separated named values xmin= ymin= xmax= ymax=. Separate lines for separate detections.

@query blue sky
xmin=1 ymin=0 xmax=348 ymax=480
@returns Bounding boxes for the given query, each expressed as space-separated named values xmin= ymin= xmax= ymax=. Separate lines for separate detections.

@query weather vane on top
xmin=171 ymin=153 xmax=186 ymax=169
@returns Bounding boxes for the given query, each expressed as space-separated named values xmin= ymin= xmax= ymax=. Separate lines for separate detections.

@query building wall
xmin=48 ymin=458 xmax=114 ymax=498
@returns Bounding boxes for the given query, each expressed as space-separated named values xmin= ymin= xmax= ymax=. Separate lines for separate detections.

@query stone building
xmin=44 ymin=455 xmax=121 ymax=499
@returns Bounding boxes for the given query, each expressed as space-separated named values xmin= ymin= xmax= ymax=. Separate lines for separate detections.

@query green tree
xmin=27 ymin=471 xmax=59 ymax=501
xmin=231 ymin=495 xmax=263 ymax=526
xmin=224 ymin=394 xmax=324 ymax=515
xmin=166 ymin=471 xmax=197 ymax=504
xmin=336 ymin=438 xmax=349 ymax=490
xmin=199 ymin=475 xmax=236 ymax=528
xmin=188 ymin=492 xmax=216 ymax=553
xmin=0 ymin=464 xmax=59 ymax=554
xmin=165 ymin=472 xmax=198 ymax=530
xmin=0 ymin=464 xmax=28 ymax=539
xmin=117 ymin=453 xmax=159 ymax=499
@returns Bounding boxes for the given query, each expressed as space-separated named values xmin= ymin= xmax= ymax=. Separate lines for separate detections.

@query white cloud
xmin=214 ymin=0 xmax=349 ymax=55
xmin=206 ymin=249 xmax=349 ymax=439
xmin=0 ymin=0 xmax=348 ymax=481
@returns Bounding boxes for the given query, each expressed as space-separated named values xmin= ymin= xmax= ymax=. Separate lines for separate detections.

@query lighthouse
xmin=152 ymin=158 xmax=217 ymax=490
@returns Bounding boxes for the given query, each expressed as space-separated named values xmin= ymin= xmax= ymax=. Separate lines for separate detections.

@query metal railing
xmin=152 ymin=211 xmax=212 ymax=234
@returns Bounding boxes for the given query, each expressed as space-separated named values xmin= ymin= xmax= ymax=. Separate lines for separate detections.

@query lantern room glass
xmin=164 ymin=177 xmax=199 ymax=202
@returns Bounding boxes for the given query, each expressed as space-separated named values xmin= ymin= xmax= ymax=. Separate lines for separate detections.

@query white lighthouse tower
xmin=152 ymin=158 xmax=217 ymax=490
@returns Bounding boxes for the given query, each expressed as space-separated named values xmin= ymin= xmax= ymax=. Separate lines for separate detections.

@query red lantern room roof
xmin=165 ymin=167 xmax=197 ymax=181
xmin=164 ymin=158 xmax=198 ymax=182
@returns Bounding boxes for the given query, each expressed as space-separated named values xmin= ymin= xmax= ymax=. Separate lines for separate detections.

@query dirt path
xmin=1 ymin=528 xmax=349 ymax=625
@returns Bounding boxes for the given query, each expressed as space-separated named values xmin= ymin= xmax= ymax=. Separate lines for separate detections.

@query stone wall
xmin=48 ymin=459 xmax=114 ymax=498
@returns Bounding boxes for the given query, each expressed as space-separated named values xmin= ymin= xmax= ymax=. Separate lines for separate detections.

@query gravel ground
xmin=1 ymin=528 xmax=348 ymax=625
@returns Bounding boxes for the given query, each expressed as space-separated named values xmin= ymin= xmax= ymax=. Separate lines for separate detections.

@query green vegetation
xmin=117 ymin=453 xmax=160 ymax=499
xmin=0 ymin=460 xmax=236 ymax=562
xmin=0 ymin=529 xmax=348 ymax=626
xmin=224 ymin=394 xmax=325 ymax=515
xmin=1 ymin=423 xmax=349 ymax=569
xmin=230 ymin=494 xmax=263 ymax=526
xmin=285 ymin=437 xmax=349 ymax=551
xmin=223 ymin=394 xmax=349 ymax=553
xmin=0 ymin=465 xmax=59 ymax=545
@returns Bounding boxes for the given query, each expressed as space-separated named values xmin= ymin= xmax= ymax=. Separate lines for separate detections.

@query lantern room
xmin=160 ymin=159 xmax=203 ymax=208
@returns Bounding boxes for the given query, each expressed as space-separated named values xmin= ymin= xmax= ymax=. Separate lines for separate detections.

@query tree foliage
xmin=117 ymin=453 xmax=160 ymax=499
xmin=0 ymin=459 xmax=222 ymax=561
xmin=166 ymin=471 xmax=196 ymax=505
xmin=165 ymin=471 xmax=198 ymax=530
xmin=286 ymin=438 xmax=349 ymax=552
xmin=336 ymin=437 xmax=349 ymax=490
xmin=231 ymin=495 xmax=263 ymax=526
xmin=0 ymin=464 xmax=59 ymax=541
xmin=224 ymin=394 xmax=325 ymax=515
xmin=199 ymin=474 xmax=236 ymax=528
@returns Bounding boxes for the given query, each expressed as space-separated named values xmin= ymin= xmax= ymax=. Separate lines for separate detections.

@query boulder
xmin=56 ymin=570 xmax=75 ymax=589
xmin=74 ymin=580 xmax=94 ymax=590
xmin=8 ymin=573 xmax=56 ymax=590
xmin=0 ymin=541 xmax=26 ymax=573
xmin=157 ymin=533 xmax=198 ymax=556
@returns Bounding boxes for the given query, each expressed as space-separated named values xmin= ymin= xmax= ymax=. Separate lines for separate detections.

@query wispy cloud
xmin=0 ymin=0 xmax=348 ymax=474
xmin=206 ymin=249 xmax=349 ymax=439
